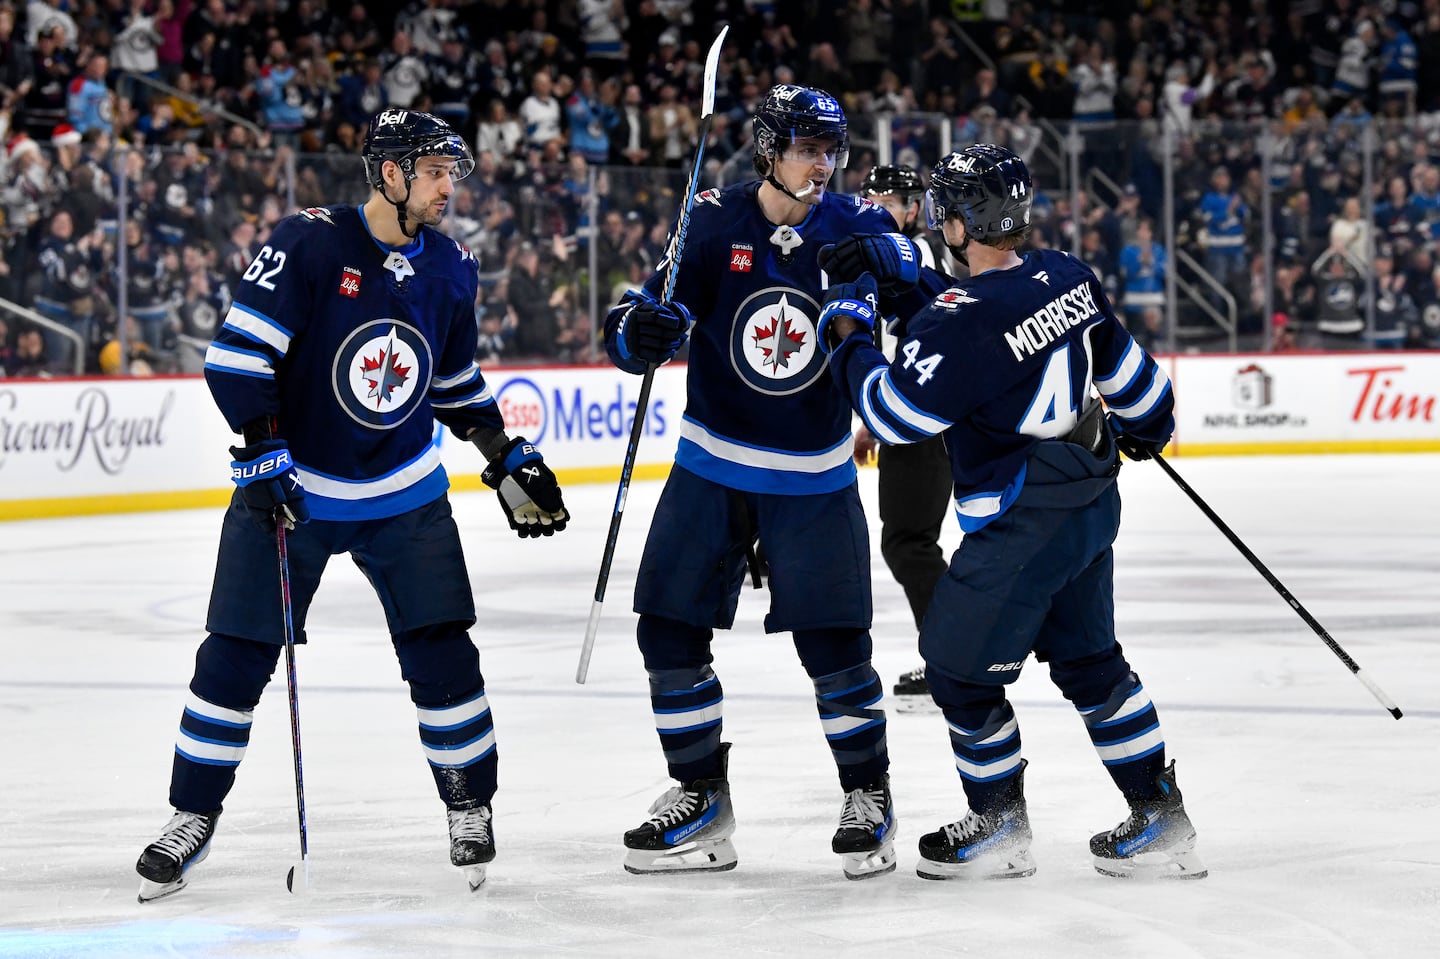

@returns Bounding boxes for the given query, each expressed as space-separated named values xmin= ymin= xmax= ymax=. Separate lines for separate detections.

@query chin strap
xmin=946 ymin=228 xmax=973 ymax=269
xmin=765 ymin=172 xmax=814 ymax=204
xmin=381 ymin=176 xmax=421 ymax=239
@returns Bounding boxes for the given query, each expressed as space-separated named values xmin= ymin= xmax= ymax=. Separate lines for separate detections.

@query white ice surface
xmin=1 ymin=454 xmax=1437 ymax=959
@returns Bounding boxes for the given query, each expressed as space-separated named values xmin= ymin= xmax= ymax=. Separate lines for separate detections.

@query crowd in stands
xmin=3 ymin=0 xmax=1440 ymax=378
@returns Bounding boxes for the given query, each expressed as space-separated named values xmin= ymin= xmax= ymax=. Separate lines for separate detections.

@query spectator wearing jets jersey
xmin=836 ymin=163 xmax=956 ymax=707
xmin=819 ymin=143 xmax=1206 ymax=882
xmin=134 ymin=109 xmax=569 ymax=902
xmin=603 ymin=84 xmax=901 ymax=881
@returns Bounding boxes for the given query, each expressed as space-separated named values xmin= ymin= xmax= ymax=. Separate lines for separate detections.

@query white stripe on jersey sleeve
xmin=432 ymin=362 xmax=483 ymax=391
xmin=295 ymin=444 xmax=443 ymax=500
xmin=224 ymin=303 xmax=293 ymax=353
xmin=1095 ymin=337 xmax=1143 ymax=396
xmin=205 ymin=342 xmax=275 ymax=378
xmin=1107 ymin=365 xmax=1171 ymax=420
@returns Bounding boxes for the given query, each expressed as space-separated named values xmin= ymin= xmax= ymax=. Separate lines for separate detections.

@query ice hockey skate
xmin=832 ymin=775 xmax=897 ymax=879
xmin=623 ymin=747 xmax=736 ymax=874
xmin=448 ymin=804 xmax=496 ymax=891
xmin=1091 ymin=760 xmax=1206 ymax=880
xmin=916 ymin=763 xmax=1035 ymax=880
xmin=892 ymin=667 xmax=935 ymax=712
xmin=136 ymin=809 xmax=220 ymax=902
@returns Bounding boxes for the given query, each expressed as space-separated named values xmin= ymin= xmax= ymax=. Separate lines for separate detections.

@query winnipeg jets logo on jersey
xmin=1033 ymin=270 xmax=1050 ymax=285
xmin=332 ymin=320 xmax=434 ymax=429
xmin=731 ymin=287 xmax=826 ymax=395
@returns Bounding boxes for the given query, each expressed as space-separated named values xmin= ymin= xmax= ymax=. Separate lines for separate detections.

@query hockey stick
xmin=276 ymin=520 xmax=313 ymax=890
xmin=577 ymin=25 xmax=729 ymax=684
xmin=1153 ymin=453 xmax=1402 ymax=720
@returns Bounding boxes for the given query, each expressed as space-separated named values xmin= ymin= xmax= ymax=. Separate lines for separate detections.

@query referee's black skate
xmin=448 ymin=803 xmax=496 ymax=890
xmin=136 ymin=809 xmax=220 ymax=902
xmin=624 ymin=745 xmax=736 ymax=874
xmin=917 ymin=762 xmax=1035 ymax=880
xmin=1091 ymin=761 xmax=1206 ymax=880
xmin=892 ymin=666 xmax=934 ymax=712
xmin=832 ymin=775 xmax=898 ymax=880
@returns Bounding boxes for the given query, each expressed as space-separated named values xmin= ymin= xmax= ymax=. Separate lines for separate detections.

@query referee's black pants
xmin=876 ymin=435 xmax=953 ymax=630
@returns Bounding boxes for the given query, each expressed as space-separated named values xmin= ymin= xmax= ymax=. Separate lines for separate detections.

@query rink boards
xmin=2 ymin=352 xmax=1438 ymax=521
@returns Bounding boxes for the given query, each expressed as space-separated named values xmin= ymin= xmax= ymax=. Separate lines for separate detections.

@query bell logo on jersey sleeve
xmin=730 ymin=244 xmax=753 ymax=273
xmin=730 ymin=287 xmax=827 ymax=396
xmin=339 ymin=266 xmax=362 ymax=298
xmin=331 ymin=319 xmax=434 ymax=430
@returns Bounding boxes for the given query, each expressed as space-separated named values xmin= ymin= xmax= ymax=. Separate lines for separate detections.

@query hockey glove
xmin=481 ymin=436 xmax=569 ymax=538
xmin=1107 ymin=414 xmax=1168 ymax=461
xmin=818 ymin=233 xmax=920 ymax=293
xmin=230 ymin=439 xmax=310 ymax=530
xmin=817 ymin=273 xmax=880 ymax=352
xmin=615 ymin=297 xmax=693 ymax=366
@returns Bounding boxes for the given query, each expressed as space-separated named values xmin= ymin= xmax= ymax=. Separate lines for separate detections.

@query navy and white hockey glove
xmin=1107 ymin=414 xmax=1168 ymax=461
xmin=615 ymin=298 xmax=693 ymax=366
xmin=818 ymin=273 xmax=880 ymax=352
xmin=818 ymin=233 xmax=920 ymax=293
xmin=230 ymin=439 xmax=310 ymax=531
xmin=481 ymin=436 xmax=569 ymax=538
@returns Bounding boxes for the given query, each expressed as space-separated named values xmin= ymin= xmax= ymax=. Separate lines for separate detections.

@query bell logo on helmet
xmin=377 ymin=110 xmax=408 ymax=127
xmin=948 ymin=154 xmax=978 ymax=174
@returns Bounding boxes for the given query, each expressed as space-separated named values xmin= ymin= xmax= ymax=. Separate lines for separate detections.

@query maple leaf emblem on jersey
xmin=751 ymin=303 xmax=807 ymax=372
xmin=359 ymin=331 xmax=411 ymax=407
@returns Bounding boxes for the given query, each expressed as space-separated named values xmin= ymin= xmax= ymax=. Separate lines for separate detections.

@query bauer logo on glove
xmin=480 ymin=436 xmax=570 ymax=538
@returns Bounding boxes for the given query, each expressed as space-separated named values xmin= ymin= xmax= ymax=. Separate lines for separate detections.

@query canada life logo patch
xmin=730 ymin=243 xmax=753 ymax=273
xmin=730 ymin=286 xmax=825 ymax=396
xmin=332 ymin=319 xmax=433 ymax=429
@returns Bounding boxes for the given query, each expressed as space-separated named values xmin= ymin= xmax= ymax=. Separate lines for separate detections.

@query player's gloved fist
xmin=229 ymin=439 xmax=310 ymax=530
xmin=817 ymin=272 xmax=880 ymax=352
xmin=616 ymin=297 xmax=693 ymax=366
xmin=481 ymin=436 xmax=569 ymax=538
xmin=818 ymin=233 xmax=920 ymax=293
xmin=1107 ymin=414 xmax=1167 ymax=461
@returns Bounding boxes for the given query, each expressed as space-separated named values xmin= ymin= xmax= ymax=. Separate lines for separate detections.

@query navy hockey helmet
xmin=753 ymin=84 xmax=849 ymax=176
xmin=362 ymin=108 xmax=475 ymax=191
xmin=926 ymin=144 xmax=1033 ymax=242
xmin=861 ymin=164 xmax=924 ymax=201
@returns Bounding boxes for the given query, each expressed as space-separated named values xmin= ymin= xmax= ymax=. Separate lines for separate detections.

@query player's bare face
xmin=777 ymin=136 xmax=839 ymax=204
xmin=407 ymin=157 xmax=460 ymax=225
xmin=869 ymin=193 xmax=913 ymax=229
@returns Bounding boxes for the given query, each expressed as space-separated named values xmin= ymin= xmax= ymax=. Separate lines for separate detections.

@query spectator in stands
xmin=609 ymin=81 xmax=652 ymax=168
xmin=112 ymin=0 xmax=164 ymax=96
xmin=1328 ymin=196 xmax=1372 ymax=262
xmin=428 ymin=28 xmax=482 ymax=132
xmin=507 ymin=242 xmax=563 ymax=359
xmin=1119 ymin=216 xmax=1168 ymax=351
xmin=1160 ymin=58 xmax=1216 ymax=136
xmin=67 ymin=53 xmax=114 ymax=135
xmin=566 ymin=69 xmax=618 ymax=165
xmin=647 ymin=80 xmax=695 ymax=168
xmin=34 ymin=208 xmax=102 ymax=372
xmin=10 ymin=324 xmax=49 ymax=376
xmin=1363 ymin=244 xmax=1417 ymax=348
xmin=1197 ymin=165 xmax=1249 ymax=299
xmin=960 ymin=67 xmax=1010 ymax=120
xmin=519 ymin=68 xmax=564 ymax=149
xmin=1312 ymin=250 xmax=1364 ymax=346
xmin=24 ymin=25 xmax=72 ymax=140
xmin=1332 ymin=19 xmax=1375 ymax=107
xmin=380 ymin=30 xmax=427 ymax=108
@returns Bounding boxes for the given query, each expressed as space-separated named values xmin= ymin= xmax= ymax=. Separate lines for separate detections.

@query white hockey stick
xmin=577 ymin=25 xmax=729 ymax=684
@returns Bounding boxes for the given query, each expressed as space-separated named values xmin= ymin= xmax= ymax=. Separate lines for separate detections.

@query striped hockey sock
xmin=813 ymin=663 xmax=888 ymax=790
xmin=1077 ymin=672 xmax=1166 ymax=801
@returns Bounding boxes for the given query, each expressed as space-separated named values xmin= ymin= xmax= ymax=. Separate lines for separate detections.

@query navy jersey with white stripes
xmin=830 ymin=247 xmax=1174 ymax=532
xmin=604 ymin=181 xmax=898 ymax=494
xmin=204 ymin=204 xmax=502 ymax=521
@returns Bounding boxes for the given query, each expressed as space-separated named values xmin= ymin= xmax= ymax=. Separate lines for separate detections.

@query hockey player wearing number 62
xmin=602 ymin=85 xmax=902 ymax=880
xmin=134 ymin=109 xmax=569 ymax=901
xmin=818 ymin=144 xmax=1207 ymax=881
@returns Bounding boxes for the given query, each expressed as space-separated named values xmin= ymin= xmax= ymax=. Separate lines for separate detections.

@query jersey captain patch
xmin=332 ymin=319 xmax=434 ymax=429
xmin=729 ymin=286 xmax=826 ymax=395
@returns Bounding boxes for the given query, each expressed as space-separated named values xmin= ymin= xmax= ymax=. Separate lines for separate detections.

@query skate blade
xmin=462 ymin=865 xmax=487 ymax=891
xmin=917 ymin=848 xmax=1037 ymax=881
xmin=1094 ymin=846 xmax=1207 ymax=880
xmin=137 ymin=876 xmax=187 ymax=903
xmin=623 ymin=838 xmax=738 ymax=874
xmin=841 ymin=839 xmax=898 ymax=880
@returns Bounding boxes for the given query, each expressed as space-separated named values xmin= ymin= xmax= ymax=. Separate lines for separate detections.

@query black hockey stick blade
xmin=1153 ymin=453 xmax=1401 ymax=719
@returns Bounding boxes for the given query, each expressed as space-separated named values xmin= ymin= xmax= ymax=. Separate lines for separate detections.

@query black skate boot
xmin=624 ymin=743 xmax=736 ymax=874
xmin=917 ymin=761 xmax=1035 ymax=880
xmin=892 ymin=666 xmax=933 ymax=712
xmin=832 ymin=774 xmax=898 ymax=880
xmin=136 ymin=809 xmax=220 ymax=902
xmin=1091 ymin=760 xmax=1206 ymax=879
xmin=448 ymin=803 xmax=496 ymax=891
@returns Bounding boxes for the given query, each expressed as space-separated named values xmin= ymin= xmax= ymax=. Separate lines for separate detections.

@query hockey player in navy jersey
xmin=846 ymin=164 xmax=955 ymax=705
xmin=819 ymin=144 xmax=1206 ymax=881
xmin=602 ymin=85 xmax=902 ymax=880
xmin=135 ymin=110 xmax=569 ymax=900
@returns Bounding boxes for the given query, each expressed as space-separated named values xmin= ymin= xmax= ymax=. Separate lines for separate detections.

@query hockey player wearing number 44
xmin=135 ymin=109 xmax=569 ymax=902
xmin=603 ymin=85 xmax=901 ymax=881
xmin=818 ymin=143 xmax=1207 ymax=881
